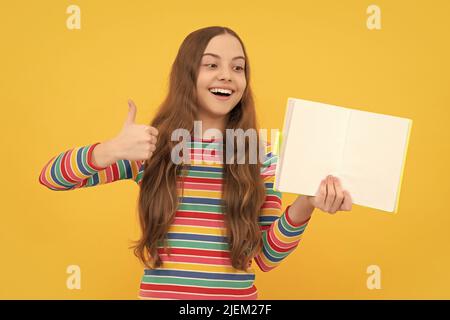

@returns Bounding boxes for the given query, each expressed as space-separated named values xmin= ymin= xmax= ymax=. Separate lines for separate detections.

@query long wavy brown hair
xmin=132 ymin=26 xmax=267 ymax=271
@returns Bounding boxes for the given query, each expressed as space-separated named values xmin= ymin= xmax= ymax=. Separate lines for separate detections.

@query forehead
xmin=203 ymin=34 xmax=245 ymax=58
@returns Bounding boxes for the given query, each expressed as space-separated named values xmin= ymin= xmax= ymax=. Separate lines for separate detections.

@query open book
xmin=273 ymin=98 xmax=413 ymax=213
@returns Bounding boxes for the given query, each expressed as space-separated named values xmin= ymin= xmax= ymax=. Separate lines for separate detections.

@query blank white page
xmin=340 ymin=109 xmax=412 ymax=212
xmin=276 ymin=99 xmax=350 ymax=196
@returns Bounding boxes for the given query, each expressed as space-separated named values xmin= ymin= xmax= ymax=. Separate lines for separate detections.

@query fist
xmin=111 ymin=99 xmax=159 ymax=162
xmin=307 ymin=175 xmax=353 ymax=214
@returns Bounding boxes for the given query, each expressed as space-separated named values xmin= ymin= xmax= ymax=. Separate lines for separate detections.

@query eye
xmin=234 ymin=66 xmax=245 ymax=72
xmin=205 ymin=63 xmax=217 ymax=68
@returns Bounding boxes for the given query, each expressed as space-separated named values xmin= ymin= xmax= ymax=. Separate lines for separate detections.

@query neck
xmin=195 ymin=112 xmax=229 ymax=140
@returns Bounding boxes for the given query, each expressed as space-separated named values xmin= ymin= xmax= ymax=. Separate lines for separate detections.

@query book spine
xmin=394 ymin=119 xmax=413 ymax=213
xmin=273 ymin=98 xmax=295 ymax=192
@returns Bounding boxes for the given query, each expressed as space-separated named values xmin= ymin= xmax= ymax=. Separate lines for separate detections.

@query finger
xmin=149 ymin=134 xmax=157 ymax=144
xmin=126 ymin=99 xmax=137 ymax=125
xmin=148 ymin=126 xmax=159 ymax=137
xmin=315 ymin=179 xmax=327 ymax=208
xmin=340 ymin=190 xmax=353 ymax=211
xmin=330 ymin=177 xmax=344 ymax=213
xmin=324 ymin=175 xmax=335 ymax=212
xmin=144 ymin=125 xmax=159 ymax=137
xmin=143 ymin=127 xmax=158 ymax=141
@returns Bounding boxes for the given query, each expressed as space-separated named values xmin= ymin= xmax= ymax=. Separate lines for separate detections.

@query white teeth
xmin=209 ymin=88 xmax=233 ymax=95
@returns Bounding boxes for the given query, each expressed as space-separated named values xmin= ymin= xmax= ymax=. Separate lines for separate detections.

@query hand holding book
xmin=307 ymin=175 xmax=353 ymax=213
xmin=289 ymin=174 xmax=353 ymax=224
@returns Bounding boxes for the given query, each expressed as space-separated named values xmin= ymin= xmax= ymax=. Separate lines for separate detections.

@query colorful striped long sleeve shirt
xmin=39 ymin=136 xmax=311 ymax=300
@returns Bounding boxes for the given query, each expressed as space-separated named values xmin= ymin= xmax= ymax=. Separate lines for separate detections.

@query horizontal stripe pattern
xmin=38 ymin=137 xmax=310 ymax=299
xmin=38 ymin=143 xmax=144 ymax=190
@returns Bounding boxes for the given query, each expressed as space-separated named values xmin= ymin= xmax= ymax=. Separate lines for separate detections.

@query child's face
xmin=196 ymin=33 xmax=247 ymax=122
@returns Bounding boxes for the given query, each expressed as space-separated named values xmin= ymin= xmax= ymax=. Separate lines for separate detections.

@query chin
xmin=200 ymin=101 xmax=237 ymax=117
xmin=207 ymin=109 xmax=232 ymax=118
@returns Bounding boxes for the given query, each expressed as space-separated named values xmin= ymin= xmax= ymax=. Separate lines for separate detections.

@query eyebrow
xmin=202 ymin=53 xmax=246 ymax=62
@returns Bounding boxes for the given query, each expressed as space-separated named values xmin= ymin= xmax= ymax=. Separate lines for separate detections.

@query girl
xmin=39 ymin=26 xmax=353 ymax=300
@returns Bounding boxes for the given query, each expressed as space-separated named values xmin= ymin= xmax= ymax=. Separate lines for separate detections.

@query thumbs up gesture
xmin=111 ymin=99 xmax=159 ymax=162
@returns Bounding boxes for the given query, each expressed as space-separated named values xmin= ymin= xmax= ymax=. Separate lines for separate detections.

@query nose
xmin=217 ymin=65 xmax=232 ymax=81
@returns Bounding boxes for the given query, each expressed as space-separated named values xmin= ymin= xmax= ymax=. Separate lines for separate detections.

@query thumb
xmin=125 ymin=99 xmax=137 ymax=125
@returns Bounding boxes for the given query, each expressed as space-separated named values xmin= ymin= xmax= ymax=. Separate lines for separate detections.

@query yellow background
xmin=1 ymin=0 xmax=449 ymax=299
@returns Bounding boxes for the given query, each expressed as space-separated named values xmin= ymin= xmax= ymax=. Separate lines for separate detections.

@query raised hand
xmin=110 ymin=99 xmax=159 ymax=162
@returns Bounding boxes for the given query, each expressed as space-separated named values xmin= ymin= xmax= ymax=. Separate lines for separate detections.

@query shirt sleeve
xmin=253 ymin=142 xmax=311 ymax=272
xmin=38 ymin=142 xmax=145 ymax=190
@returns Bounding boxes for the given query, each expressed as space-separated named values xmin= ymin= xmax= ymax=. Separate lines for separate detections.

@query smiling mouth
xmin=208 ymin=88 xmax=234 ymax=97
xmin=209 ymin=90 xmax=233 ymax=100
